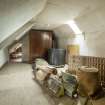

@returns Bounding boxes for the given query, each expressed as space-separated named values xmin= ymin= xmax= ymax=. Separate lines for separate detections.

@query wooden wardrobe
xmin=29 ymin=29 xmax=54 ymax=63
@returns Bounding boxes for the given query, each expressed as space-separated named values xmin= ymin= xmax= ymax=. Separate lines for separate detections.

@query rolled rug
xmin=77 ymin=66 xmax=99 ymax=96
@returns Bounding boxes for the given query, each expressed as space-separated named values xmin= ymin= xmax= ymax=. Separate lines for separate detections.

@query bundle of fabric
xmin=32 ymin=58 xmax=48 ymax=70
xmin=35 ymin=67 xmax=57 ymax=84
xmin=55 ymin=64 xmax=69 ymax=77
xmin=47 ymin=74 xmax=64 ymax=97
xmin=62 ymin=72 xmax=78 ymax=98
xmin=35 ymin=58 xmax=49 ymax=69
xmin=34 ymin=58 xmax=57 ymax=85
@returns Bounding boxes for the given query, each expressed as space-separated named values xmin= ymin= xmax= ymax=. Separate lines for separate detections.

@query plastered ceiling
xmin=0 ymin=0 xmax=47 ymax=45
xmin=33 ymin=0 xmax=105 ymax=30
xmin=1 ymin=0 xmax=105 ymax=48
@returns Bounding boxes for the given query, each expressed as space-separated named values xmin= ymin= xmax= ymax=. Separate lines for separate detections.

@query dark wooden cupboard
xmin=29 ymin=29 xmax=54 ymax=62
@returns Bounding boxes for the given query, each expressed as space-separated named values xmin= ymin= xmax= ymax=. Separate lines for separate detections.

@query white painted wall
xmin=0 ymin=48 xmax=8 ymax=68
xmin=20 ymin=33 xmax=30 ymax=62
xmin=54 ymin=27 xmax=105 ymax=57
xmin=54 ymin=23 xmax=105 ymax=57
xmin=0 ymin=0 xmax=46 ymax=67
xmin=54 ymin=5 xmax=105 ymax=57
xmin=54 ymin=29 xmax=88 ymax=55
xmin=75 ymin=5 xmax=105 ymax=57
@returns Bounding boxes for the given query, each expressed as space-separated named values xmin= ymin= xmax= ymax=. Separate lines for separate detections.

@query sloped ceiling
xmin=33 ymin=0 xmax=105 ymax=30
xmin=0 ymin=0 xmax=47 ymax=45
xmin=1 ymin=0 xmax=105 ymax=43
xmin=1 ymin=0 xmax=105 ymax=54
xmin=47 ymin=0 xmax=105 ymax=56
xmin=33 ymin=0 xmax=105 ymax=57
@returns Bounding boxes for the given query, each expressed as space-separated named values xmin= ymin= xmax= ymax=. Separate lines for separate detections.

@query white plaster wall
xmin=54 ymin=4 xmax=105 ymax=58
xmin=54 ymin=28 xmax=89 ymax=56
xmin=75 ymin=5 xmax=105 ymax=57
xmin=0 ymin=0 xmax=46 ymax=44
xmin=54 ymin=26 xmax=105 ymax=57
xmin=20 ymin=33 xmax=30 ymax=62
xmin=0 ymin=48 xmax=8 ymax=68
xmin=0 ymin=0 xmax=46 ymax=67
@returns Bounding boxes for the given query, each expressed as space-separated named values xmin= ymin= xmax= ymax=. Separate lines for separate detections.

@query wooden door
xmin=29 ymin=30 xmax=53 ymax=62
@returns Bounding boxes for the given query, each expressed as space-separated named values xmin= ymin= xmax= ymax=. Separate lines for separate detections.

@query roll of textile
xmin=77 ymin=66 xmax=99 ymax=96
xmin=35 ymin=67 xmax=57 ymax=84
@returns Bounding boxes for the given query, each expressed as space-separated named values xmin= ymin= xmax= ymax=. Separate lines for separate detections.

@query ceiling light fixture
xmin=67 ymin=20 xmax=82 ymax=34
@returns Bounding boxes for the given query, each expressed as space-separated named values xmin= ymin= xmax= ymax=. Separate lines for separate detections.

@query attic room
xmin=0 ymin=0 xmax=105 ymax=105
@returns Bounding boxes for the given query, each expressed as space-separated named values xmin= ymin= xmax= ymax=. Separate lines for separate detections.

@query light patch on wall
xmin=67 ymin=35 xmax=88 ymax=55
xmin=67 ymin=20 xmax=82 ymax=34
xmin=66 ymin=20 xmax=88 ymax=55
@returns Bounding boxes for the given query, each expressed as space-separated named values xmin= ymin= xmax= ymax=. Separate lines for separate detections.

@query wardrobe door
xmin=29 ymin=30 xmax=53 ymax=62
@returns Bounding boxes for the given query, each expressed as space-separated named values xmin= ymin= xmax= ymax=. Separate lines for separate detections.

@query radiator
xmin=68 ymin=56 xmax=105 ymax=89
